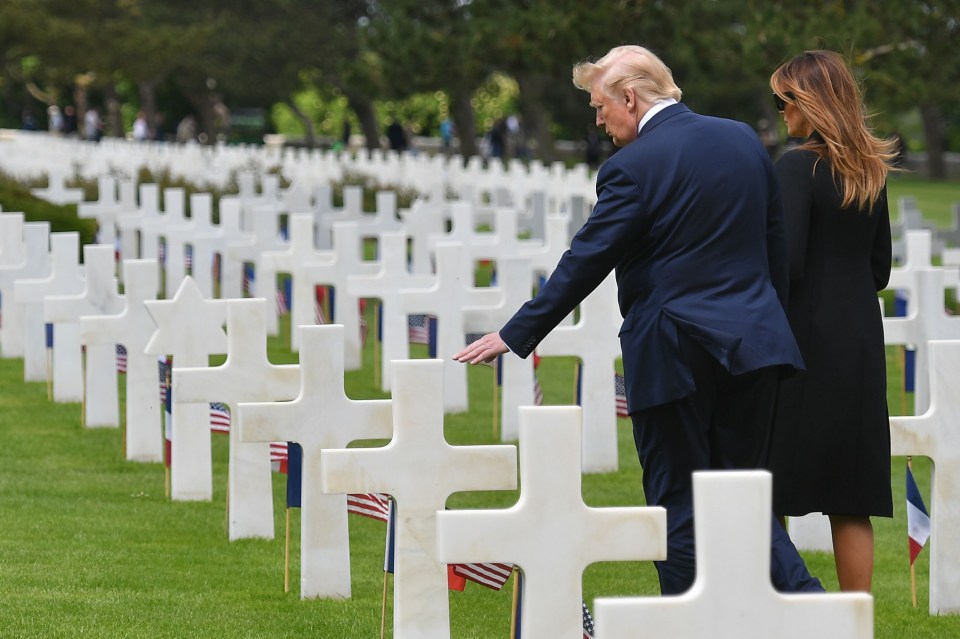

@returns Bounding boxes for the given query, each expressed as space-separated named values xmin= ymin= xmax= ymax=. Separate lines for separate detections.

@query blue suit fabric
xmin=499 ymin=103 xmax=822 ymax=594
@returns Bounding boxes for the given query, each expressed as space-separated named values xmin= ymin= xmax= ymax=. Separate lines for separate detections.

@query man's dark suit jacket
xmin=500 ymin=103 xmax=803 ymax=413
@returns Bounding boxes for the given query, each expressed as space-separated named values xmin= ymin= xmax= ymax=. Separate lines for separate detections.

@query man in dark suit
xmin=454 ymin=45 xmax=823 ymax=594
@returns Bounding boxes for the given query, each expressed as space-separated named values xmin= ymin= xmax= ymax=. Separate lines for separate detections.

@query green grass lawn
xmin=0 ymin=314 xmax=958 ymax=638
xmin=887 ymin=175 xmax=960 ymax=228
xmin=0 ymin=176 xmax=958 ymax=637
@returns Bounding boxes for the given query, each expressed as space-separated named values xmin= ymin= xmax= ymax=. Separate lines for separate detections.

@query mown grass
xmin=0 ymin=177 xmax=958 ymax=637
xmin=0 ymin=311 xmax=958 ymax=638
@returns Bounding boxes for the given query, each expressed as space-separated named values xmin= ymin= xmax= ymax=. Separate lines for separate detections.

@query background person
xmin=455 ymin=44 xmax=823 ymax=596
xmin=768 ymin=50 xmax=897 ymax=592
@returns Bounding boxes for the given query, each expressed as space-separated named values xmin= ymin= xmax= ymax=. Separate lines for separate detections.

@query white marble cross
xmin=0 ymin=217 xmax=49 ymax=359
xmin=78 ymin=176 xmax=122 ymax=247
xmin=565 ymin=194 xmax=591 ymax=240
xmin=426 ymin=201 xmax=484 ymax=253
xmin=156 ymin=188 xmax=192 ymax=298
xmin=884 ymin=231 xmax=960 ymax=414
xmin=519 ymin=190 xmax=548 ymax=241
xmin=117 ymin=183 xmax=162 ymax=263
xmin=225 ymin=203 xmax=286 ymax=334
xmin=0 ymin=213 xmax=26 ymax=356
xmin=891 ymin=339 xmax=960 ymax=615
xmin=463 ymin=256 xmax=537 ymax=441
xmin=30 ymin=169 xmax=83 ymax=205
xmin=463 ymin=207 xmax=540 ymax=265
xmin=137 ymin=186 xmax=180 ymax=288
xmin=347 ymin=231 xmax=434 ymax=391
xmin=280 ymin=179 xmax=314 ymax=216
xmin=173 ymin=298 xmax=300 ymax=538
xmin=185 ymin=193 xmax=223 ymax=299
xmin=517 ymin=212 xmax=570 ymax=281
xmin=352 ymin=190 xmax=404 ymax=240
xmin=437 ymin=405 xmax=667 ymax=639
xmin=322 ymin=358 xmax=518 ymax=639
xmin=16 ymin=232 xmax=85 ymax=394
xmin=144 ymin=276 xmax=228 ymax=501
xmin=300 ymin=222 xmax=378 ymax=369
xmin=80 ymin=260 xmax=163 ymax=461
xmin=45 ymin=244 xmax=124 ymax=426
xmin=593 ymin=471 xmax=873 ymax=639
xmin=399 ymin=241 xmax=500 ymax=413
xmin=260 ymin=214 xmax=330 ymax=351
xmin=238 ymin=324 xmax=392 ymax=599
xmin=210 ymin=197 xmax=247 ymax=299
xmin=312 ymin=185 xmax=364 ymax=250
xmin=398 ymin=197 xmax=446 ymax=276
xmin=936 ymin=204 xmax=960 ymax=248
xmin=537 ymin=272 xmax=624 ymax=473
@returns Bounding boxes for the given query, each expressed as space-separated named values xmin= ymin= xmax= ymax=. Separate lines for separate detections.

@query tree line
xmin=1 ymin=1 xmax=957 ymax=176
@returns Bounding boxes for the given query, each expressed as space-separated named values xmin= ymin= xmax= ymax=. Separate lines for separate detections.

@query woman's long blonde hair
xmin=771 ymin=50 xmax=897 ymax=211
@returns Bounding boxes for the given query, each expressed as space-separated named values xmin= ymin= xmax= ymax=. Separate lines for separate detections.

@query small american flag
xmin=614 ymin=372 xmax=628 ymax=418
xmin=209 ymin=402 xmax=231 ymax=434
xmin=533 ymin=373 xmax=544 ymax=406
xmin=360 ymin=315 xmax=369 ymax=347
xmin=408 ymin=314 xmax=431 ymax=344
xmin=314 ymin=301 xmax=327 ymax=325
xmin=269 ymin=445 xmax=388 ymax=521
xmin=452 ymin=562 xmax=513 ymax=590
xmin=184 ymin=244 xmax=193 ymax=271
xmin=346 ymin=493 xmax=391 ymax=522
xmin=270 ymin=441 xmax=289 ymax=473
xmin=158 ymin=357 xmax=171 ymax=404
xmin=582 ymin=601 xmax=595 ymax=638
xmin=276 ymin=289 xmax=289 ymax=315
xmin=116 ymin=344 xmax=127 ymax=374
xmin=242 ymin=264 xmax=254 ymax=296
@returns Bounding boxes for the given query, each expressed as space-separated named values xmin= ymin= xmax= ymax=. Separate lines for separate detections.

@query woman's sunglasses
xmin=773 ymin=92 xmax=795 ymax=112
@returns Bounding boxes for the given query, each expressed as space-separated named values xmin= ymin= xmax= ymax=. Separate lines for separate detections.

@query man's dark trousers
xmin=630 ymin=332 xmax=823 ymax=594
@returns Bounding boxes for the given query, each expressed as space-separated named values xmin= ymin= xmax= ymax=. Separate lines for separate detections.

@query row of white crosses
xmin=0 ymin=214 xmax=168 ymax=460
xmin=884 ymin=228 xmax=960 ymax=616
xmin=226 ymin=322 xmax=868 ymax=638
xmin=0 ymin=215 xmax=50 ymax=366
xmin=17 ymin=232 xmax=85 ymax=398
xmin=45 ymin=244 xmax=125 ymax=426
xmin=0 ymin=210 xmax=873 ymax=635
xmin=3 ymin=130 xmax=599 ymax=224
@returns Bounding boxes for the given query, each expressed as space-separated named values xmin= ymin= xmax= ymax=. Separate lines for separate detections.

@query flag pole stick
xmin=898 ymin=346 xmax=907 ymax=416
xmin=492 ymin=359 xmax=500 ymax=440
xmin=284 ymin=507 xmax=292 ymax=593
xmin=573 ymin=360 xmax=581 ymax=404
xmin=224 ymin=474 xmax=230 ymax=536
xmin=908 ymin=456 xmax=918 ymax=608
xmin=509 ymin=567 xmax=520 ymax=639
xmin=380 ymin=571 xmax=390 ymax=639
xmin=373 ymin=300 xmax=380 ymax=388
xmin=46 ymin=347 xmax=53 ymax=400
xmin=80 ymin=353 xmax=86 ymax=427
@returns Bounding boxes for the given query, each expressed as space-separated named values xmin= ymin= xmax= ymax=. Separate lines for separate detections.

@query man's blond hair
xmin=573 ymin=45 xmax=682 ymax=104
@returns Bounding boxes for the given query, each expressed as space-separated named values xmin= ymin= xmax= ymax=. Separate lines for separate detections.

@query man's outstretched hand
xmin=453 ymin=331 xmax=509 ymax=365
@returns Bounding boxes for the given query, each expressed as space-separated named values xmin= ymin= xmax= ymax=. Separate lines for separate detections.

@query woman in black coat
xmin=768 ymin=50 xmax=898 ymax=592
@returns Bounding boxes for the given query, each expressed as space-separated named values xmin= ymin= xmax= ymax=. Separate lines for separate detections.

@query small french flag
xmin=906 ymin=463 xmax=931 ymax=565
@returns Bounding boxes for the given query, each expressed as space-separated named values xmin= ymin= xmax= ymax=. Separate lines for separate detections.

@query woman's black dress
xmin=767 ymin=139 xmax=893 ymax=518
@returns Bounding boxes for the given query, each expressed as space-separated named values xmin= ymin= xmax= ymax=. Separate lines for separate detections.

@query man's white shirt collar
xmin=637 ymin=98 xmax=678 ymax=134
